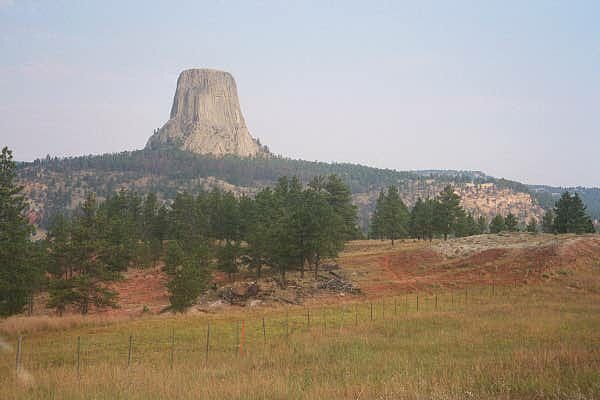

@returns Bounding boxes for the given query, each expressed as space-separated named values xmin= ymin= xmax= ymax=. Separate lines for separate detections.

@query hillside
xmin=18 ymin=148 xmax=546 ymax=231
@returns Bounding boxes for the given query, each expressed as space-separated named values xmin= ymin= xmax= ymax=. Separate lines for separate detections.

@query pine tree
xmin=164 ymin=241 xmax=186 ymax=276
xmin=217 ymin=241 xmax=240 ymax=281
xmin=489 ymin=214 xmax=506 ymax=234
xmin=553 ymin=192 xmax=595 ymax=234
xmin=505 ymin=213 xmax=518 ymax=232
xmin=46 ymin=214 xmax=73 ymax=279
xmin=165 ymin=237 xmax=210 ymax=312
xmin=58 ymin=193 xmax=117 ymax=314
xmin=409 ymin=198 xmax=426 ymax=240
xmin=167 ymin=257 xmax=209 ymax=312
xmin=324 ymin=175 xmax=359 ymax=240
xmin=369 ymin=190 xmax=386 ymax=239
xmin=454 ymin=212 xmax=478 ymax=237
xmin=304 ymin=187 xmax=342 ymax=279
xmin=381 ymin=186 xmax=409 ymax=245
xmin=243 ymin=188 xmax=276 ymax=279
xmin=0 ymin=147 xmax=41 ymax=316
xmin=436 ymin=186 xmax=462 ymax=240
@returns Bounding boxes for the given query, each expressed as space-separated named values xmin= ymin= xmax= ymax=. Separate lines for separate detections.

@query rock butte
xmin=146 ymin=68 xmax=263 ymax=157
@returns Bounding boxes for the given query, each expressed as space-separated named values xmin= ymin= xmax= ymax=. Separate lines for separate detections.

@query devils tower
xmin=146 ymin=69 xmax=263 ymax=157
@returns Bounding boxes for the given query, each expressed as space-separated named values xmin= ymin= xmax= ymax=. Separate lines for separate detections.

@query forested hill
xmin=529 ymin=185 xmax=600 ymax=220
xmin=18 ymin=148 xmax=546 ymax=230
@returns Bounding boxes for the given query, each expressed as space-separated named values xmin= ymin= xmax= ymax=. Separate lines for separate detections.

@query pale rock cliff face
xmin=146 ymin=69 xmax=263 ymax=157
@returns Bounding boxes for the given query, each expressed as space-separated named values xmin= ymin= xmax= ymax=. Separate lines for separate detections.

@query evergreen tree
xmin=436 ymin=186 xmax=462 ymax=240
xmin=409 ymin=198 xmax=441 ymax=240
xmin=220 ymin=191 xmax=241 ymax=242
xmin=505 ymin=212 xmax=518 ymax=232
xmin=409 ymin=198 xmax=427 ymax=240
xmin=49 ymin=193 xmax=118 ymax=314
xmin=170 ymin=192 xmax=205 ymax=253
xmin=0 ymin=147 xmax=42 ymax=316
xmin=380 ymin=186 xmax=409 ymax=245
xmin=455 ymin=211 xmax=478 ymax=237
xmin=167 ymin=256 xmax=209 ymax=312
xmin=164 ymin=241 xmax=186 ymax=276
xmin=269 ymin=177 xmax=304 ymax=283
xmin=489 ymin=214 xmax=506 ymax=234
xmin=553 ymin=192 xmax=595 ymax=234
xmin=369 ymin=190 xmax=386 ymax=239
xmin=46 ymin=214 xmax=73 ymax=279
xmin=323 ymin=175 xmax=359 ymax=240
xmin=217 ymin=241 xmax=240 ymax=281
xmin=97 ymin=190 xmax=139 ymax=272
xmin=303 ymin=187 xmax=342 ymax=279
xmin=243 ymin=188 xmax=276 ymax=279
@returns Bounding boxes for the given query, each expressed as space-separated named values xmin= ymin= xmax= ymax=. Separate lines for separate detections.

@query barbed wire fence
xmin=7 ymin=284 xmax=515 ymax=378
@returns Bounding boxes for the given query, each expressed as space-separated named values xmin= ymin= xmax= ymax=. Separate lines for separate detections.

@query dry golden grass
xmin=2 ymin=236 xmax=600 ymax=399
xmin=1 ymin=278 xmax=600 ymax=399
xmin=0 ymin=314 xmax=132 ymax=337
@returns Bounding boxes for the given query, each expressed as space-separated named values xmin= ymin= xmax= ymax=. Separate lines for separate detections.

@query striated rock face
xmin=146 ymin=69 xmax=263 ymax=157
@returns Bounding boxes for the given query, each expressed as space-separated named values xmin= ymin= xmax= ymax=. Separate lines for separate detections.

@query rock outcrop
xmin=146 ymin=69 xmax=264 ymax=157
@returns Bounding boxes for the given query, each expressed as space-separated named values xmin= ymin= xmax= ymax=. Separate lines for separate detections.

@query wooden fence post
xmin=76 ymin=336 xmax=81 ymax=378
xmin=370 ymin=303 xmax=373 ymax=321
xmin=128 ymin=335 xmax=133 ymax=367
xmin=435 ymin=295 xmax=438 ymax=311
xmin=285 ymin=309 xmax=289 ymax=338
xmin=239 ymin=320 xmax=245 ymax=357
xmin=205 ymin=322 xmax=210 ymax=367
xmin=235 ymin=321 xmax=240 ymax=356
xmin=170 ymin=329 xmax=174 ymax=369
xmin=307 ymin=308 xmax=310 ymax=329
xmin=416 ymin=295 xmax=419 ymax=312
xmin=262 ymin=317 xmax=266 ymax=346
xmin=15 ymin=335 xmax=22 ymax=374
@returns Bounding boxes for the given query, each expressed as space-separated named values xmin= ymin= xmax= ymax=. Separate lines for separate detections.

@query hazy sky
xmin=0 ymin=1 xmax=598 ymax=187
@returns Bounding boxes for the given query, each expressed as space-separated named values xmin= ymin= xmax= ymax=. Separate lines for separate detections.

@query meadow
xmin=2 ymin=278 xmax=599 ymax=399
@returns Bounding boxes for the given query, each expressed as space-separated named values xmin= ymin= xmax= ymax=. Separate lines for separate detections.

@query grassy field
xmin=1 ymin=237 xmax=600 ymax=399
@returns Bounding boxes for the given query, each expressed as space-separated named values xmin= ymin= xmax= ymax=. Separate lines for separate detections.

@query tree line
xmin=1 ymin=145 xmax=358 ymax=316
xmin=1 ymin=145 xmax=596 ymax=317
xmin=370 ymin=185 xmax=596 ymax=242
xmin=370 ymin=185 xmax=488 ymax=242
xmin=21 ymin=147 xmax=538 ymax=229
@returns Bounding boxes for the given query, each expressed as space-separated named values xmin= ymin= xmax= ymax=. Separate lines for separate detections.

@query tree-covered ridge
xmin=17 ymin=148 xmax=546 ymax=230
xmin=21 ymin=148 xmax=536 ymax=194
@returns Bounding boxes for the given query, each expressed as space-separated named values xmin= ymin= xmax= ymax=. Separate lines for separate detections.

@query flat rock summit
xmin=146 ymin=68 xmax=263 ymax=157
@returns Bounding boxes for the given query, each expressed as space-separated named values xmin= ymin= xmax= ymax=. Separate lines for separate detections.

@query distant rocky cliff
xmin=146 ymin=69 xmax=265 ymax=157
